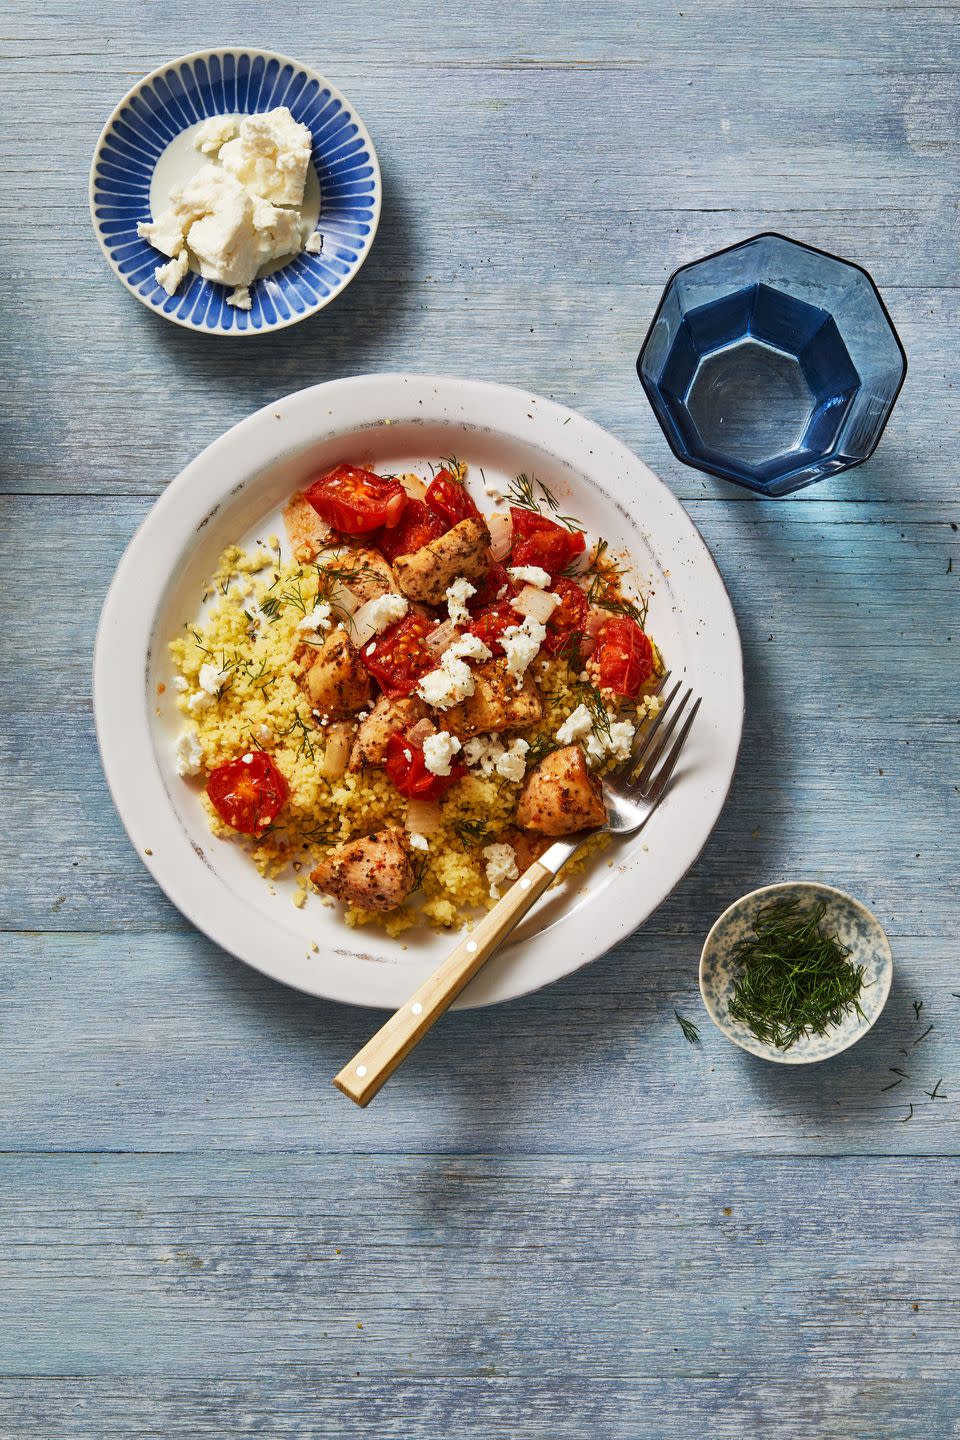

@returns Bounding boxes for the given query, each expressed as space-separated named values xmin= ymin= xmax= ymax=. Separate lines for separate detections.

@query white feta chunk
xmin=194 ymin=115 xmax=237 ymax=157
xmin=155 ymin=249 xmax=190 ymax=296
xmin=500 ymin=615 xmax=545 ymax=686
xmin=304 ymin=231 xmax=324 ymax=255
xmin=483 ymin=842 xmax=519 ymax=899
xmin=219 ymin=107 xmax=313 ymax=207
xmin=422 ymin=730 xmax=462 ymax=777
xmin=174 ymin=729 xmax=203 ymax=778
xmin=226 ymin=285 xmax=252 ymax=310
xmin=297 ymin=602 xmax=333 ymax=638
xmin=495 ymin=737 xmax=529 ymax=783
xmin=197 ymin=662 xmax=223 ymax=695
xmin=508 ymin=564 xmax=551 ymax=589
xmin=173 ymin=675 xmax=189 ymax=693
xmin=408 ymin=831 xmax=429 ymax=852
xmin=555 ymin=703 xmax=593 ymax=745
xmin=137 ymin=209 xmax=186 ymax=258
xmin=445 ymin=577 xmax=476 ymax=626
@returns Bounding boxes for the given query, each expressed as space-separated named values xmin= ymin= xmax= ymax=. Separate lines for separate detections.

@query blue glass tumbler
xmin=637 ymin=233 xmax=906 ymax=496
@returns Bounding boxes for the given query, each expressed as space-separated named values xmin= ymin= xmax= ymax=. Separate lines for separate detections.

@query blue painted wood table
xmin=2 ymin=3 xmax=958 ymax=1435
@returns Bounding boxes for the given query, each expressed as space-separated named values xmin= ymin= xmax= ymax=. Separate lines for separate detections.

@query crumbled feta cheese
xmin=500 ymin=616 xmax=545 ymax=685
xmin=416 ymin=634 xmax=491 ymax=709
xmin=445 ymin=577 xmax=476 ymax=626
xmin=137 ymin=208 xmax=187 ymax=259
xmin=495 ymin=737 xmax=529 ymax=783
xmin=508 ymin=564 xmax=551 ymax=589
xmin=555 ymin=703 xmax=593 ymax=745
xmin=585 ymin=718 xmax=635 ymax=766
xmin=226 ymin=285 xmax=252 ymax=311
xmin=175 ymin=729 xmax=203 ymax=778
xmin=186 ymin=690 xmax=214 ymax=716
xmin=194 ymin=115 xmax=237 ymax=157
xmin=240 ymin=752 xmax=255 ymax=765
xmin=219 ymin=107 xmax=313 ymax=207
xmin=304 ymin=231 xmax=324 ymax=255
xmin=364 ymin=593 xmax=409 ymax=633
xmin=173 ymin=675 xmax=189 ymax=693
xmin=422 ymin=730 xmax=462 ymax=777
xmin=462 ymin=734 xmax=502 ymax=774
xmin=197 ymin=663 xmax=223 ymax=695
xmin=483 ymin=842 xmax=519 ymax=899
xmin=408 ymin=832 xmax=429 ymax=852
xmin=297 ymin=602 xmax=333 ymax=638
xmin=155 ymin=249 xmax=190 ymax=296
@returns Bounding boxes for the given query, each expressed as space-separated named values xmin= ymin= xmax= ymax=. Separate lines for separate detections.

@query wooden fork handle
xmin=333 ymin=856 xmax=561 ymax=1107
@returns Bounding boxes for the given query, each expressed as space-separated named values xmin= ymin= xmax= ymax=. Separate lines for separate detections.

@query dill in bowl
xmin=727 ymin=897 xmax=867 ymax=1050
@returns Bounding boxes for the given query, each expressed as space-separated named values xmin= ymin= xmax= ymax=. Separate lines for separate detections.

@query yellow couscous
xmin=168 ymin=460 xmax=663 ymax=934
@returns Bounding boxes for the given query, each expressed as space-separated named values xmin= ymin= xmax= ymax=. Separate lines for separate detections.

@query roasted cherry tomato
xmin=305 ymin=463 xmax=407 ymax=536
xmin=385 ymin=731 xmax=466 ymax=801
xmin=593 ymin=616 xmax=655 ymax=698
xmin=510 ymin=507 xmax=586 ymax=575
xmin=543 ymin=576 xmax=589 ymax=656
xmin=424 ymin=470 xmax=481 ymax=530
xmin=376 ymin=498 xmax=445 ymax=561
xmin=359 ymin=612 xmax=436 ymax=698
xmin=206 ymin=751 xmax=289 ymax=835
xmin=467 ymin=598 xmax=520 ymax=655
xmin=467 ymin=561 xmax=511 ymax=615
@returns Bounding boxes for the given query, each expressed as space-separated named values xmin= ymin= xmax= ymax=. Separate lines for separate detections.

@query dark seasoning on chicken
xmin=169 ymin=457 xmax=664 ymax=936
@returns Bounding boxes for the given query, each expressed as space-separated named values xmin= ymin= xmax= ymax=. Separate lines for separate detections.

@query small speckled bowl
xmin=699 ymin=882 xmax=893 ymax=1064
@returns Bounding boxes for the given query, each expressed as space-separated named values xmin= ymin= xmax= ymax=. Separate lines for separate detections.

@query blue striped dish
xmin=89 ymin=49 xmax=381 ymax=335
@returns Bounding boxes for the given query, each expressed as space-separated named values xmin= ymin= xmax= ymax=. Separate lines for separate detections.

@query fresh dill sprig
xmin=280 ymin=713 xmax=317 ymax=761
xmin=582 ymin=539 xmax=650 ymax=627
xmin=504 ymin=472 xmax=583 ymax=532
xmin=727 ymin=898 xmax=867 ymax=1050
xmin=453 ymin=818 xmax=490 ymax=848
xmin=524 ymin=733 xmax=558 ymax=770
xmin=574 ymin=679 xmax=613 ymax=739
xmin=674 ymin=1009 xmax=701 ymax=1044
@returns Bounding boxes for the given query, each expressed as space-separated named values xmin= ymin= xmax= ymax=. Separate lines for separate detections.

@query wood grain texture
xmin=2 ymin=0 xmax=960 ymax=1435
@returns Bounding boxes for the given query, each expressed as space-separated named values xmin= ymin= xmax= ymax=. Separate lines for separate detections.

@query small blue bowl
xmin=700 ymin=882 xmax=893 ymax=1064
xmin=637 ymin=233 xmax=907 ymax=496
xmin=89 ymin=49 xmax=381 ymax=335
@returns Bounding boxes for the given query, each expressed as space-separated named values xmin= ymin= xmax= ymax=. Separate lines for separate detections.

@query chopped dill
xmin=582 ymin=539 xmax=650 ymax=627
xmin=674 ymin=1010 xmax=701 ymax=1044
xmin=280 ymin=713 xmax=317 ymax=761
xmin=505 ymin=472 xmax=584 ymax=532
xmin=453 ymin=818 xmax=490 ymax=848
xmin=524 ymin=733 xmax=558 ymax=770
xmin=727 ymin=898 xmax=867 ymax=1050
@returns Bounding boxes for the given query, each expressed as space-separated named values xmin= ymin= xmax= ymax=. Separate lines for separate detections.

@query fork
xmin=333 ymin=679 xmax=701 ymax=1106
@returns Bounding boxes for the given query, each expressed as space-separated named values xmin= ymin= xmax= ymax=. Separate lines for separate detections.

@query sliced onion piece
xmin=405 ymin=797 xmax=442 ymax=835
xmin=487 ymin=511 xmax=513 ymax=561
xmin=326 ymin=582 xmax=359 ymax=618
xmin=398 ymin=472 xmax=428 ymax=500
xmin=320 ymin=722 xmax=353 ymax=779
xmin=424 ymin=618 xmax=459 ymax=657
xmin=511 ymin=585 xmax=560 ymax=624
xmin=406 ymin=717 xmax=437 ymax=748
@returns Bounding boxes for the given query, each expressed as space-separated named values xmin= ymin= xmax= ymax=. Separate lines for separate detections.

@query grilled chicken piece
xmin=393 ymin=517 xmax=492 ymax=605
xmin=443 ymin=658 xmax=542 ymax=740
xmin=297 ymin=628 xmax=371 ymax=717
xmin=311 ymin=829 xmax=415 ymax=912
xmin=516 ymin=745 xmax=607 ymax=837
xmin=348 ymin=694 xmax=428 ymax=770
xmin=283 ymin=490 xmax=331 ymax=563
xmin=333 ymin=546 xmax=398 ymax=604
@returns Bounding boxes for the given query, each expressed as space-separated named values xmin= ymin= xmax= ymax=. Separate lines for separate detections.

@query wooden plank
xmin=1 ymin=930 xmax=955 ymax=1155
xmin=0 ymin=1154 xmax=957 ymax=1383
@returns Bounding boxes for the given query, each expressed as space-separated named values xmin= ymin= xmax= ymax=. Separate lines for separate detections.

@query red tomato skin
xmin=376 ymin=499 xmax=445 ymax=561
xmin=206 ymin=752 xmax=289 ymax=835
xmin=424 ymin=471 xmax=481 ymax=530
xmin=509 ymin=507 xmax=586 ymax=574
xmin=359 ymin=613 xmax=436 ymax=699
xmin=466 ymin=598 xmax=520 ymax=655
xmin=305 ymin=463 xmax=408 ymax=536
xmin=542 ymin=576 xmax=589 ymax=656
xmin=593 ymin=617 xmax=655 ymax=699
xmin=384 ymin=732 xmax=465 ymax=801
xmin=467 ymin=562 xmax=511 ymax=615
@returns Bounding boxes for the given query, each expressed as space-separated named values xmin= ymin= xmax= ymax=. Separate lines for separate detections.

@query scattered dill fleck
xmin=505 ymin=472 xmax=584 ymax=531
xmin=582 ymin=538 xmax=650 ymax=626
xmin=574 ymin=679 xmax=613 ymax=739
xmin=281 ymin=713 xmax=317 ymax=761
xmin=524 ymin=733 xmax=558 ymax=770
xmin=411 ymin=855 xmax=429 ymax=890
xmin=553 ymin=629 xmax=585 ymax=672
xmin=674 ymin=1009 xmax=700 ymax=1044
xmin=880 ymin=1077 xmax=903 ymax=1091
xmin=889 ymin=1066 xmax=910 ymax=1079
xmin=913 ymin=998 xmax=924 ymax=1020
xmin=727 ymin=897 xmax=867 ymax=1050
xmin=453 ymin=818 xmax=489 ymax=848
xmin=913 ymin=1024 xmax=934 ymax=1047
xmin=900 ymin=1103 xmax=914 ymax=1122
xmin=189 ymin=629 xmax=214 ymax=659
xmin=926 ymin=1078 xmax=947 ymax=1100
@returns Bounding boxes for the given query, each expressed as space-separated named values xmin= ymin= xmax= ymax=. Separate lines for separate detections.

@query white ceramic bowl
xmin=94 ymin=374 xmax=744 ymax=1009
xmin=89 ymin=48 xmax=381 ymax=335
xmin=700 ymin=881 xmax=893 ymax=1063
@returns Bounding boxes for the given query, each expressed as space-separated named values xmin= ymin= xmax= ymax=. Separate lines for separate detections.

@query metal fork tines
xmin=609 ymin=680 xmax=702 ymax=814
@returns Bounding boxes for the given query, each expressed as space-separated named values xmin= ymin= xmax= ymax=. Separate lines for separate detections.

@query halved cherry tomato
xmin=424 ymin=470 xmax=481 ymax=530
xmin=376 ymin=498 xmax=445 ymax=561
xmin=305 ymin=463 xmax=407 ymax=536
xmin=510 ymin=507 xmax=586 ymax=575
xmin=593 ymin=617 xmax=655 ymax=698
xmin=467 ymin=562 xmax=511 ymax=615
xmin=385 ymin=731 xmax=466 ymax=801
xmin=206 ymin=752 xmax=289 ymax=835
xmin=359 ymin=613 xmax=436 ymax=698
xmin=467 ymin=598 xmax=520 ymax=656
xmin=543 ymin=576 xmax=589 ymax=656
